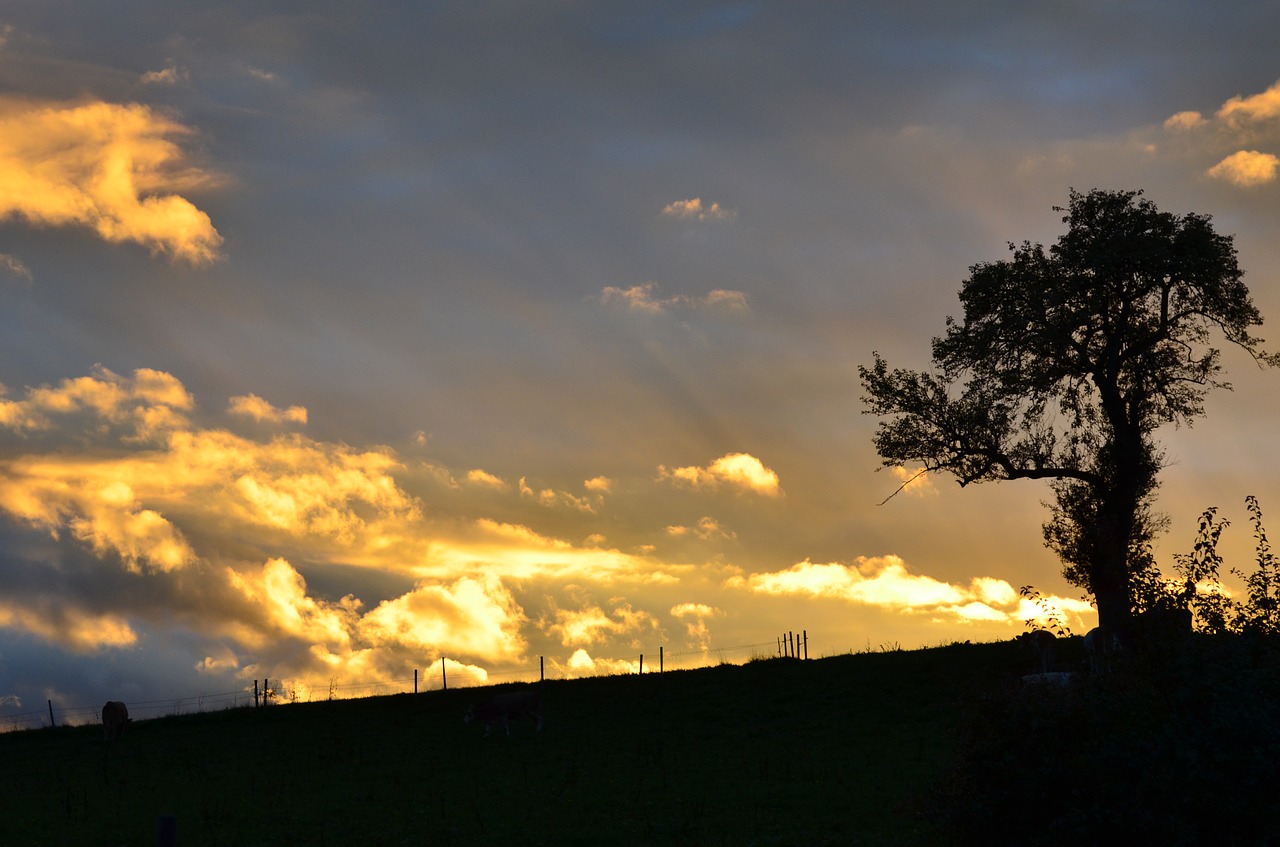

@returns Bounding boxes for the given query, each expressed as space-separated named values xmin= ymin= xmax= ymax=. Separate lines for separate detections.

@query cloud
xmin=544 ymin=601 xmax=662 ymax=649
xmin=659 ymin=452 xmax=782 ymax=496
xmin=140 ymin=61 xmax=188 ymax=86
xmin=1207 ymin=150 xmax=1279 ymax=187
xmin=598 ymin=282 xmax=749 ymax=314
xmin=1217 ymin=80 xmax=1280 ymax=127
xmin=0 ymin=368 xmax=419 ymax=574
xmin=0 ymin=364 xmax=193 ymax=436
xmin=0 ymin=601 xmax=137 ymax=652
xmin=667 ymin=516 xmax=736 ymax=541
xmin=0 ymin=253 xmax=32 ymax=283
xmin=662 ymin=197 xmax=736 ymax=222
xmin=0 ymin=96 xmax=223 ymax=264
xmin=890 ymin=466 xmax=937 ymax=497
xmin=1163 ymin=110 xmax=1207 ymax=132
xmin=518 ymin=476 xmax=597 ymax=512
xmin=671 ymin=602 xmax=721 ymax=652
xmin=466 ymin=468 xmax=506 ymax=488
xmin=358 ymin=574 xmax=527 ymax=662
xmin=550 ymin=648 xmax=640 ymax=678
xmin=735 ymin=555 xmax=1094 ymax=628
xmin=228 ymin=394 xmax=308 ymax=425
xmin=1161 ymin=80 xmax=1280 ymax=188
xmin=584 ymin=476 xmax=612 ymax=493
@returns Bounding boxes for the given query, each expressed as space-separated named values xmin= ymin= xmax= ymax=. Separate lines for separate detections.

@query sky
xmin=2 ymin=1 xmax=1280 ymax=719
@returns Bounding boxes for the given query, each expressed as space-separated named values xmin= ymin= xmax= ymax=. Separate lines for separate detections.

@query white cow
xmin=464 ymin=687 xmax=543 ymax=737
xmin=1083 ymin=625 xmax=1120 ymax=675
xmin=102 ymin=700 xmax=131 ymax=740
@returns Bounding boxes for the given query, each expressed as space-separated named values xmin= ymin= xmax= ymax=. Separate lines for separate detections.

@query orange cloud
xmin=659 ymin=452 xmax=782 ymax=496
xmin=228 ymin=394 xmax=308 ymax=425
xmin=1207 ymin=150 xmax=1279 ymax=187
xmin=1217 ymin=80 xmax=1280 ymax=127
xmin=662 ymin=197 xmax=736 ymax=221
xmin=0 ymin=96 xmax=223 ymax=264
xmin=1163 ymin=110 xmax=1207 ymax=132
xmin=466 ymin=468 xmax=506 ymax=488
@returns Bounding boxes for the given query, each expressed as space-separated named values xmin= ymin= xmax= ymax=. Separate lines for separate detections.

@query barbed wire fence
xmin=0 ymin=631 xmax=808 ymax=734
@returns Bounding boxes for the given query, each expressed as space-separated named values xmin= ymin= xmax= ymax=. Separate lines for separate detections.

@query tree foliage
xmin=860 ymin=188 xmax=1276 ymax=635
xmin=1173 ymin=496 xmax=1280 ymax=637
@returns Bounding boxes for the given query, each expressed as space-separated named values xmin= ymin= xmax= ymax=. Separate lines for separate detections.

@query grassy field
xmin=0 ymin=641 xmax=1040 ymax=846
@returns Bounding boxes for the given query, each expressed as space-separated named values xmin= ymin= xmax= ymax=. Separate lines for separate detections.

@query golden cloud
xmin=0 ymin=96 xmax=223 ymax=264
xmin=1207 ymin=150 xmax=1280 ymax=187
xmin=550 ymin=648 xmax=641 ymax=678
xmin=544 ymin=601 xmax=661 ymax=648
xmin=518 ymin=476 xmax=596 ymax=512
xmin=661 ymin=197 xmax=736 ymax=221
xmin=1217 ymin=80 xmax=1280 ymax=127
xmin=228 ymin=394 xmax=308 ymax=425
xmin=659 ymin=452 xmax=782 ymax=496
xmin=890 ymin=465 xmax=937 ymax=497
xmin=0 ymin=367 xmax=712 ymax=698
xmin=466 ymin=468 xmax=506 ymax=488
xmin=667 ymin=516 xmax=736 ymax=541
xmin=735 ymin=555 xmax=1094 ymax=630
xmin=226 ymin=557 xmax=360 ymax=649
xmin=0 ymin=601 xmax=137 ymax=652
xmin=358 ymin=574 xmax=527 ymax=662
xmin=0 ymin=365 xmax=193 ymax=437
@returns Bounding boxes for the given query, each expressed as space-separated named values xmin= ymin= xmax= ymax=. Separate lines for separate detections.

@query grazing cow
xmin=102 ymin=700 xmax=131 ymax=740
xmin=1083 ymin=625 xmax=1120 ymax=675
xmin=464 ymin=686 xmax=542 ymax=737
xmin=1016 ymin=629 xmax=1058 ymax=674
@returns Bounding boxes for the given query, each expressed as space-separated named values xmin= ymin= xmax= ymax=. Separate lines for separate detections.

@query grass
xmin=16 ymin=635 xmax=1265 ymax=846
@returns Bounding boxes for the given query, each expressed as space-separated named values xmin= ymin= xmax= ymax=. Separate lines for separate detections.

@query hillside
xmin=0 ymin=640 xmax=1026 ymax=846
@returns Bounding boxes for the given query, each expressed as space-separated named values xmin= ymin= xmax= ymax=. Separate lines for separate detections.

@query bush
xmin=925 ymin=635 xmax=1280 ymax=846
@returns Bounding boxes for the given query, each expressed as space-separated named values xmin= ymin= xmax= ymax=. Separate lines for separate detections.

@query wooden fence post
xmin=660 ymin=645 xmax=664 ymax=673
xmin=414 ymin=668 xmax=418 ymax=694
xmin=254 ymin=679 xmax=259 ymax=707
xmin=442 ymin=659 xmax=447 ymax=691
xmin=803 ymin=630 xmax=809 ymax=660
xmin=540 ymin=655 xmax=544 ymax=682
xmin=639 ymin=653 xmax=644 ymax=674
xmin=47 ymin=700 xmax=55 ymax=728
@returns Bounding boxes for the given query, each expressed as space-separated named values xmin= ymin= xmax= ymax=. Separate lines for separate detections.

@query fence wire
xmin=1 ymin=638 xmax=794 ymax=733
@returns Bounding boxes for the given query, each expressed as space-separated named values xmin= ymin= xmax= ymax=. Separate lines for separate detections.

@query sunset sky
xmin=3 ymin=3 xmax=1280 ymax=718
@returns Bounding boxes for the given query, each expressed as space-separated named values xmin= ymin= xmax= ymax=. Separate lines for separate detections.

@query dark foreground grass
xmin=0 ymin=642 xmax=1025 ymax=846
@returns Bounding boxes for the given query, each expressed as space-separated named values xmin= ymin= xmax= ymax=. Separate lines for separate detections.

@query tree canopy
xmin=859 ymin=188 xmax=1277 ymax=637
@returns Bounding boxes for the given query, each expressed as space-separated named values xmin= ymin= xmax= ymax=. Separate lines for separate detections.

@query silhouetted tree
xmin=860 ymin=188 xmax=1276 ymax=642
